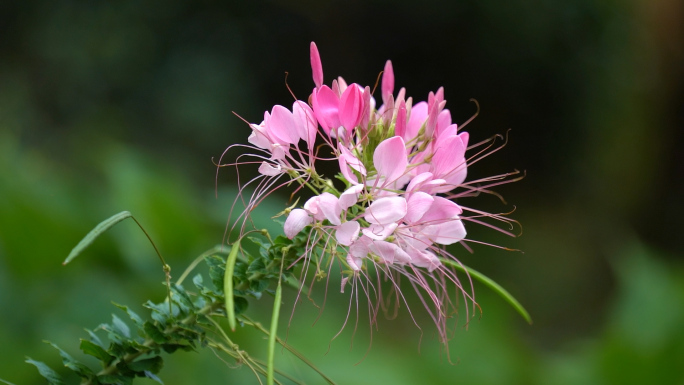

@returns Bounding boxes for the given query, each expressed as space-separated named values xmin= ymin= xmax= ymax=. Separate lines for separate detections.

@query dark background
xmin=1 ymin=0 xmax=683 ymax=383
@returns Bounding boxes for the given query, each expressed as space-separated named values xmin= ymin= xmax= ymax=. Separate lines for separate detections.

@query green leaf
xmin=143 ymin=371 xmax=164 ymax=384
xmin=113 ymin=303 xmax=144 ymax=329
xmin=205 ymin=255 xmax=226 ymax=289
xmin=224 ymin=239 xmax=242 ymax=331
xmin=0 ymin=379 xmax=17 ymax=385
xmin=127 ymin=356 xmax=163 ymax=374
xmin=143 ymin=321 xmax=168 ymax=344
xmin=80 ymin=339 xmax=114 ymax=366
xmin=46 ymin=341 xmax=97 ymax=379
xmin=144 ymin=301 xmax=172 ymax=325
xmin=170 ymin=284 xmax=195 ymax=312
xmin=247 ymin=258 xmax=266 ymax=274
xmin=234 ymin=296 xmax=249 ymax=315
xmin=440 ymin=259 xmax=532 ymax=324
xmin=85 ymin=329 xmax=105 ymax=348
xmin=25 ymin=357 xmax=65 ymax=385
xmin=111 ymin=314 xmax=131 ymax=338
xmin=250 ymin=279 xmax=269 ymax=293
xmin=63 ymin=211 xmax=132 ymax=265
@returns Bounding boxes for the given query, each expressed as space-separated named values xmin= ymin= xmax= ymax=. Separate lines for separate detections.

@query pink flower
xmin=227 ymin=41 xmax=521 ymax=353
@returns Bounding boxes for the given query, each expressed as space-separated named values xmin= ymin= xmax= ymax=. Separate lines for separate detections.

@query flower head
xmin=224 ymin=42 xmax=521 ymax=351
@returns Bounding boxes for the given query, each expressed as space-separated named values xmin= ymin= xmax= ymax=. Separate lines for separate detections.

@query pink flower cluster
xmin=251 ymin=43 xmax=471 ymax=276
xmin=228 ymin=42 xmax=519 ymax=344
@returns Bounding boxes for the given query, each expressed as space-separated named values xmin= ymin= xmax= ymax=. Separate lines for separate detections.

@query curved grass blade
xmin=440 ymin=259 xmax=532 ymax=324
xmin=224 ymin=238 xmax=242 ymax=331
xmin=63 ymin=211 xmax=132 ymax=265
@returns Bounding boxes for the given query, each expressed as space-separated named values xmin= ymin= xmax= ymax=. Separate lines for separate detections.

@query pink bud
xmin=382 ymin=60 xmax=394 ymax=105
xmin=310 ymin=42 xmax=324 ymax=88
xmin=395 ymin=99 xmax=407 ymax=139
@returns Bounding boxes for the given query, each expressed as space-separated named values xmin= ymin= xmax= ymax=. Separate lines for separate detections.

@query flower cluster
xmin=227 ymin=42 xmax=519 ymax=344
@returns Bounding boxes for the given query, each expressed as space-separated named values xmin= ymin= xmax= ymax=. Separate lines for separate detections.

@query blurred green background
xmin=1 ymin=0 xmax=683 ymax=384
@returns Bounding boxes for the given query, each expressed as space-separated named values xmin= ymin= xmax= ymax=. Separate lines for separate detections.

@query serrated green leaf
xmin=440 ymin=259 xmax=532 ymax=324
xmin=127 ymin=356 xmax=163 ymax=374
xmin=113 ymin=303 xmax=144 ymax=329
xmin=144 ymin=301 xmax=171 ymax=325
xmin=144 ymin=371 xmax=164 ymax=384
xmin=205 ymin=255 xmax=226 ymax=289
xmin=234 ymin=296 xmax=249 ymax=315
xmin=143 ymin=321 xmax=168 ymax=344
xmin=111 ymin=314 xmax=131 ymax=338
xmin=63 ymin=211 xmax=132 ymax=265
xmin=85 ymin=329 xmax=105 ymax=348
xmin=250 ymin=279 xmax=269 ymax=293
xmin=247 ymin=258 xmax=266 ymax=274
xmin=272 ymin=235 xmax=292 ymax=246
xmin=192 ymin=274 xmax=205 ymax=289
xmin=80 ymin=339 xmax=114 ymax=366
xmin=25 ymin=357 xmax=65 ymax=385
xmin=170 ymin=285 xmax=195 ymax=312
xmin=46 ymin=341 xmax=95 ymax=377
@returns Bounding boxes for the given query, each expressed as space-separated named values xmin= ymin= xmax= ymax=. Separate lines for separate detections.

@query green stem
xmin=224 ymin=238 xmax=243 ymax=331
xmin=440 ymin=258 xmax=532 ymax=324
xmin=267 ymin=268 xmax=283 ymax=385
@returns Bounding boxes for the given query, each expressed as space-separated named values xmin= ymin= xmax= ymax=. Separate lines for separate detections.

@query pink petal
xmin=422 ymin=218 xmax=466 ymax=245
xmin=284 ymin=209 xmax=313 ymax=239
xmin=247 ymin=124 xmax=271 ymax=149
xmin=338 ymin=146 xmax=366 ymax=185
xmin=311 ymin=86 xmax=340 ymax=135
xmin=360 ymin=86 xmax=372 ymax=130
xmin=458 ymin=131 xmax=470 ymax=147
xmin=405 ymin=192 xmax=434 ymax=224
xmin=369 ymin=240 xmax=411 ymax=265
xmin=318 ymin=192 xmax=342 ymax=225
xmin=339 ymin=84 xmax=364 ymax=130
xmin=362 ymin=223 xmax=398 ymax=241
xmin=349 ymin=235 xmax=372 ymax=259
xmin=406 ymin=172 xmax=434 ymax=194
xmin=336 ymin=220 xmax=360 ymax=246
xmin=432 ymin=135 xmax=467 ymax=181
xmin=381 ymin=94 xmax=394 ymax=124
xmin=434 ymin=109 xmax=452 ymax=138
xmin=304 ymin=196 xmax=325 ymax=221
xmin=419 ymin=196 xmax=463 ymax=224
xmin=339 ymin=184 xmax=363 ymax=210
xmin=407 ymin=249 xmax=441 ymax=272
xmin=310 ymin=42 xmax=324 ymax=88
xmin=373 ymin=136 xmax=408 ymax=185
xmin=405 ymin=101 xmax=428 ymax=142
xmin=268 ymin=105 xmax=298 ymax=144
xmin=382 ymin=60 xmax=394 ymax=105
xmin=258 ymin=161 xmax=282 ymax=176
xmin=292 ymin=100 xmax=318 ymax=148
xmin=346 ymin=253 xmax=363 ymax=271
xmin=364 ymin=196 xmax=407 ymax=225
